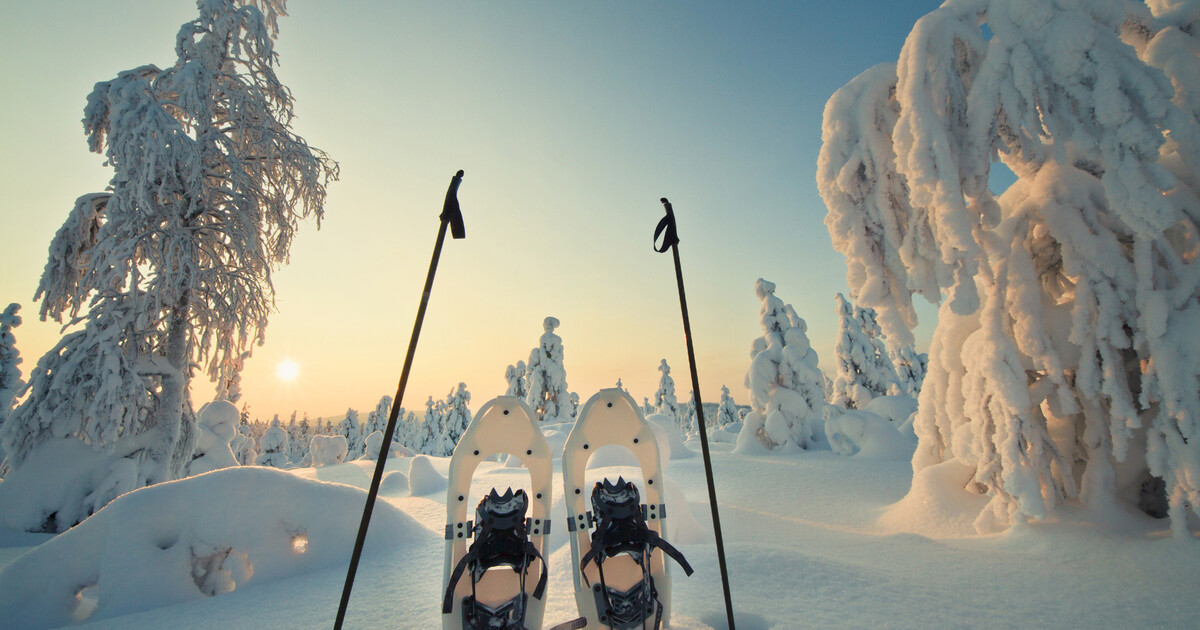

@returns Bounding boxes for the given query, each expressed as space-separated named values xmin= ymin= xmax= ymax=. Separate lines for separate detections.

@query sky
xmin=0 ymin=0 xmax=943 ymax=422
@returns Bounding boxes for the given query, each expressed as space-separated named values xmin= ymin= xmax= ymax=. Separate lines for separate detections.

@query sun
xmin=276 ymin=359 xmax=300 ymax=382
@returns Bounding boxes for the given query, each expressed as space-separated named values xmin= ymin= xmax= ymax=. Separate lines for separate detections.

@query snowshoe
xmin=443 ymin=398 xmax=553 ymax=630
xmin=563 ymin=389 xmax=692 ymax=629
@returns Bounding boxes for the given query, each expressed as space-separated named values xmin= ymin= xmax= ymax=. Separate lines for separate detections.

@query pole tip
xmin=455 ymin=169 xmax=464 ymax=178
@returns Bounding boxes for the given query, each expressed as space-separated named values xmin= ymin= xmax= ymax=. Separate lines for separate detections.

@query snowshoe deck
xmin=443 ymin=397 xmax=553 ymax=630
xmin=563 ymin=388 xmax=690 ymax=629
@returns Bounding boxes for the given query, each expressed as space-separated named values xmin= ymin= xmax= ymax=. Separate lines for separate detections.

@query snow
xmin=2 ymin=433 xmax=1195 ymax=629
xmin=0 ymin=466 xmax=425 ymax=629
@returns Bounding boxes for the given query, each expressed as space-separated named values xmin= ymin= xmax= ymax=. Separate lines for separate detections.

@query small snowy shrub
xmin=309 ymin=435 xmax=348 ymax=467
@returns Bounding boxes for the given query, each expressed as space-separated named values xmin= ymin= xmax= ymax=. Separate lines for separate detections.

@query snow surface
xmin=2 ymin=432 xmax=1197 ymax=629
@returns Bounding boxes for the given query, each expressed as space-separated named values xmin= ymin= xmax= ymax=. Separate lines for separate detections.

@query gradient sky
xmin=0 ymin=0 xmax=942 ymax=421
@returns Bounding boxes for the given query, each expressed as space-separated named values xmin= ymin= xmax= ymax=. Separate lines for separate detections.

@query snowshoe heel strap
xmin=546 ymin=617 xmax=588 ymax=630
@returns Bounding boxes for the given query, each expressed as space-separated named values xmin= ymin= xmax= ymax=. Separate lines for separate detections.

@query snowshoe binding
xmin=443 ymin=488 xmax=547 ymax=629
xmin=581 ymin=478 xmax=693 ymax=630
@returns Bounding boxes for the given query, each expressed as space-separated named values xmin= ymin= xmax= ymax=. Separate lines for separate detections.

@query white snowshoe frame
xmin=563 ymin=388 xmax=679 ymax=629
xmin=443 ymin=397 xmax=553 ymax=630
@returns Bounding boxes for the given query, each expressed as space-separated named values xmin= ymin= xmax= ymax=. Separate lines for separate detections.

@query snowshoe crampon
xmin=563 ymin=388 xmax=693 ymax=629
xmin=443 ymin=398 xmax=552 ymax=630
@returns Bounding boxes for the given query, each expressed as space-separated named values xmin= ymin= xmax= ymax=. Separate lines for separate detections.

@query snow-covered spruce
xmin=255 ymin=416 xmax=290 ymax=468
xmin=335 ymin=409 xmax=363 ymax=460
xmin=890 ymin=343 xmax=929 ymax=399
xmin=653 ymin=359 xmax=681 ymax=425
xmin=0 ymin=0 xmax=335 ymax=531
xmin=714 ymin=385 xmax=741 ymax=429
xmin=817 ymin=0 xmax=1200 ymax=534
xmin=504 ymin=360 xmax=528 ymax=397
xmin=831 ymin=293 xmax=901 ymax=409
xmin=525 ymin=317 xmax=573 ymax=423
xmin=739 ymin=279 xmax=826 ymax=451
xmin=434 ymin=383 xmax=472 ymax=457
xmin=0 ymin=303 xmax=23 ymax=474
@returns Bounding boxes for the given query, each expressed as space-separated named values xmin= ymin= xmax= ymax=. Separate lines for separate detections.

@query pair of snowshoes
xmin=442 ymin=389 xmax=692 ymax=630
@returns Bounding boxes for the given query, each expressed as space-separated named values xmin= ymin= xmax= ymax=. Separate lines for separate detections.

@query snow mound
xmin=0 ymin=438 xmax=135 ymax=533
xmin=708 ymin=421 xmax=742 ymax=444
xmin=408 ymin=455 xmax=447 ymax=495
xmin=861 ymin=395 xmax=918 ymax=426
xmin=877 ymin=459 xmax=989 ymax=538
xmin=825 ymin=409 xmax=913 ymax=458
xmin=645 ymin=412 xmax=694 ymax=460
xmin=379 ymin=471 xmax=410 ymax=496
xmin=0 ymin=466 xmax=427 ymax=629
xmin=362 ymin=430 xmax=384 ymax=461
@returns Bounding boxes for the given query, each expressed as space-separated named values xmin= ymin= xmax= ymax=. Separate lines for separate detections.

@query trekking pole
xmin=654 ymin=198 xmax=736 ymax=630
xmin=334 ymin=170 xmax=467 ymax=630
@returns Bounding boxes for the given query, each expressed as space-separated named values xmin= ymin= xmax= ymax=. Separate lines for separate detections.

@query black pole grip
xmin=441 ymin=169 xmax=466 ymax=239
xmin=654 ymin=198 xmax=679 ymax=253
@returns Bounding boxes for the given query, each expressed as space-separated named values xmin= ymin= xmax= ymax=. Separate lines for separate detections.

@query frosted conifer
xmin=832 ymin=294 xmax=901 ymax=409
xmin=255 ymin=415 xmax=290 ymax=468
xmin=337 ymin=409 xmax=363 ymax=459
xmin=504 ymin=361 xmax=528 ymax=398
xmin=0 ymin=304 xmax=24 ymax=474
xmin=742 ymin=279 xmax=826 ymax=449
xmin=654 ymin=360 xmax=680 ymax=423
xmin=525 ymin=317 xmax=572 ymax=423
xmin=715 ymin=386 xmax=741 ymax=429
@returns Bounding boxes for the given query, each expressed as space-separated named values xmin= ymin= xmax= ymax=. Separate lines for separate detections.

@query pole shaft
xmin=671 ymin=244 xmax=736 ymax=630
xmin=334 ymin=218 xmax=451 ymax=630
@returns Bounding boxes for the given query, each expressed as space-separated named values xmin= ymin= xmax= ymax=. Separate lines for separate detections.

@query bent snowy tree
xmin=0 ymin=0 xmax=336 ymax=531
xmin=818 ymin=0 xmax=1200 ymax=535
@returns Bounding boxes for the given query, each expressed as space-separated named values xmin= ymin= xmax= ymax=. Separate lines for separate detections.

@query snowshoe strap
xmin=644 ymin=528 xmax=694 ymax=577
xmin=443 ymin=550 xmax=475 ymax=614
xmin=546 ymin=617 xmax=588 ymax=630
xmin=526 ymin=540 xmax=548 ymax=601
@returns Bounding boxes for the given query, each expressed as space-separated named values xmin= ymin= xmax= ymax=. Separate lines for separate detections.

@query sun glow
xmin=276 ymin=359 xmax=300 ymax=382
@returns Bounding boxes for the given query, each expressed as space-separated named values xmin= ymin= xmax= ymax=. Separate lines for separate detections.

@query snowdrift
xmin=0 ymin=466 xmax=430 ymax=629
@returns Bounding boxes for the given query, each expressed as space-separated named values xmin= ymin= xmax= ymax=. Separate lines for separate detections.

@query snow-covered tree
xmin=832 ymin=294 xmax=901 ymax=409
xmin=642 ymin=397 xmax=655 ymax=416
xmin=525 ymin=317 xmax=572 ymax=423
xmin=715 ymin=385 xmax=741 ymax=429
xmin=188 ymin=400 xmax=240 ymax=476
xmin=654 ymin=359 xmax=681 ymax=423
xmin=255 ymin=416 xmax=289 ymax=468
xmin=336 ymin=408 xmax=363 ymax=459
xmin=435 ymin=383 xmax=472 ymax=457
xmin=891 ymin=344 xmax=929 ymax=399
xmin=741 ymin=279 xmax=827 ymax=450
xmin=0 ymin=304 xmax=24 ymax=475
xmin=290 ymin=413 xmax=311 ymax=465
xmin=365 ymin=395 xmax=392 ymax=437
xmin=504 ymin=361 xmax=527 ymax=398
xmin=817 ymin=0 xmax=1200 ymax=533
xmin=0 ymin=0 xmax=335 ymax=531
